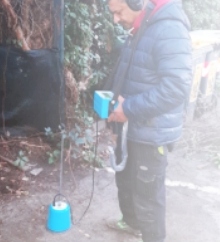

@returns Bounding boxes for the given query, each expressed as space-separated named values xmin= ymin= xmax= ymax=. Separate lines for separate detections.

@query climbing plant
xmin=64 ymin=0 xmax=124 ymax=92
xmin=62 ymin=0 xmax=126 ymax=165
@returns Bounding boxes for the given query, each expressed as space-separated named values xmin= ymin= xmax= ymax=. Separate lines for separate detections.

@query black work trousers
xmin=115 ymin=137 xmax=167 ymax=242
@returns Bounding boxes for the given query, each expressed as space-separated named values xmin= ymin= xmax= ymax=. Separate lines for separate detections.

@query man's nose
xmin=113 ymin=15 xmax=120 ymax=24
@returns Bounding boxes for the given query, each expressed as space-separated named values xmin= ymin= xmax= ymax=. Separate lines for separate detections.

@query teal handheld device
xmin=93 ymin=90 xmax=116 ymax=119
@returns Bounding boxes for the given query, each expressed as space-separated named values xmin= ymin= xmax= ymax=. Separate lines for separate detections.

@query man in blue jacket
xmin=106 ymin=0 xmax=192 ymax=242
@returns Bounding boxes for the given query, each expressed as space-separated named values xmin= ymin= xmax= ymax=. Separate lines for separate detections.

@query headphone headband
xmin=126 ymin=0 xmax=144 ymax=11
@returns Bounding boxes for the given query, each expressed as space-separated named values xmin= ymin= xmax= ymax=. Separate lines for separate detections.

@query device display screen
xmin=102 ymin=92 xmax=113 ymax=99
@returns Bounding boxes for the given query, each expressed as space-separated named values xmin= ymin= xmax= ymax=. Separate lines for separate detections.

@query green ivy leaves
xmin=14 ymin=150 xmax=29 ymax=168
xmin=64 ymin=0 xmax=121 ymax=88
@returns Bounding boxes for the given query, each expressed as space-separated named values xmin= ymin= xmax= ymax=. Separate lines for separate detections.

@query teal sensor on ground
xmin=94 ymin=91 xmax=114 ymax=119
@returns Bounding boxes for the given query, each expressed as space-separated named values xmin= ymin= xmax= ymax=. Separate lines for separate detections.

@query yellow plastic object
xmin=158 ymin=146 xmax=164 ymax=155
xmin=191 ymin=38 xmax=211 ymax=49
xmin=190 ymin=30 xmax=220 ymax=49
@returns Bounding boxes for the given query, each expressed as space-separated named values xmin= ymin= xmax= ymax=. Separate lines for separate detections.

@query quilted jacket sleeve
xmin=122 ymin=24 xmax=192 ymax=121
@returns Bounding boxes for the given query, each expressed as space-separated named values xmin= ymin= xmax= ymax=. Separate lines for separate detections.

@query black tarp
xmin=0 ymin=45 xmax=61 ymax=134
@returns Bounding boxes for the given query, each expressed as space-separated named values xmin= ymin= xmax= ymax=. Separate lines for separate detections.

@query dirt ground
xmin=1 ymin=112 xmax=220 ymax=242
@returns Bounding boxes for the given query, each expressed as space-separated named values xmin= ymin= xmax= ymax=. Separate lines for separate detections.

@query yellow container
xmin=191 ymin=30 xmax=220 ymax=48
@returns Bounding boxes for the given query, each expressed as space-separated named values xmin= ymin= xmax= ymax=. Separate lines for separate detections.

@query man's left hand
xmin=108 ymin=95 xmax=128 ymax=123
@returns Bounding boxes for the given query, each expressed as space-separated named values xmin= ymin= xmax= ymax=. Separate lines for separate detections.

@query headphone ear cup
xmin=126 ymin=0 xmax=144 ymax=11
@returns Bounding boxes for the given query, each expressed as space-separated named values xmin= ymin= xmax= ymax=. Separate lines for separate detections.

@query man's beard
xmin=120 ymin=22 xmax=131 ymax=29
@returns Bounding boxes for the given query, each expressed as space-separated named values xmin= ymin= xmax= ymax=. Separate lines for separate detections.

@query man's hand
xmin=108 ymin=95 xmax=128 ymax=123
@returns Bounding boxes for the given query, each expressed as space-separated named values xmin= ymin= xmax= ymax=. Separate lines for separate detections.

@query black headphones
xmin=126 ymin=0 xmax=144 ymax=11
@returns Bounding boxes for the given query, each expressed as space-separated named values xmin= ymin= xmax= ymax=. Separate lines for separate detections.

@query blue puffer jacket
xmin=112 ymin=0 xmax=192 ymax=146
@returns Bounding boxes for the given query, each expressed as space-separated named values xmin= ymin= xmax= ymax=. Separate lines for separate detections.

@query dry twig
xmin=1 ymin=0 xmax=30 ymax=50
xmin=0 ymin=154 xmax=24 ymax=171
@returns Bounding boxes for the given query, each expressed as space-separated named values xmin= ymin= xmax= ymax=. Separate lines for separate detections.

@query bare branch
xmin=1 ymin=0 xmax=30 ymax=50
xmin=0 ymin=154 xmax=25 ymax=171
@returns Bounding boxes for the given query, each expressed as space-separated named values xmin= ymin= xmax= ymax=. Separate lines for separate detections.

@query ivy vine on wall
xmin=64 ymin=0 xmax=125 ymax=92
